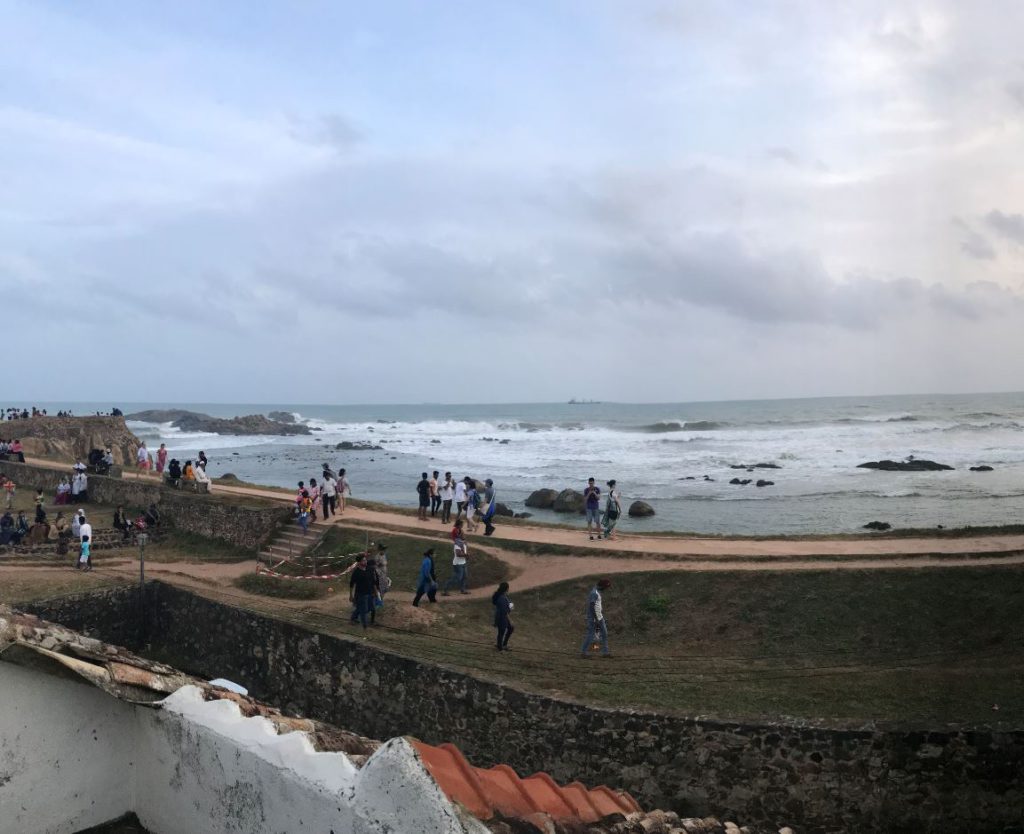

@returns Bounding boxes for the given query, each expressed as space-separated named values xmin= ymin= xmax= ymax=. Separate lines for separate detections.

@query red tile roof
xmin=410 ymin=739 xmax=641 ymax=823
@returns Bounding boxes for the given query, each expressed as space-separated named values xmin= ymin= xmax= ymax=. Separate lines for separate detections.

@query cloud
xmin=290 ymin=113 xmax=363 ymax=153
xmin=985 ymin=210 xmax=1024 ymax=246
xmin=953 ymin=217 xmax=996 ymax=260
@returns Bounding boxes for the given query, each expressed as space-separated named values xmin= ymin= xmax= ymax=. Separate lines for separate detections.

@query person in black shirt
xmin=349 ymin=554 xmax=379 ymax=629
xmin=416 ymin=472 xmax=430 ymax=521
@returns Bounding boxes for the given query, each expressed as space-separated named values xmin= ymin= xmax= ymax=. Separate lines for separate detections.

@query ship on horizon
xmin=568 ymin=398 xmax=601 ymax=405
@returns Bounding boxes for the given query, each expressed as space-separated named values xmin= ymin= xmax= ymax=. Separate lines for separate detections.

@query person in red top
xmin=156 ymin=443 xmax=168 ymax=474
xmin=10 ymin=439 xmax=24 ymax=463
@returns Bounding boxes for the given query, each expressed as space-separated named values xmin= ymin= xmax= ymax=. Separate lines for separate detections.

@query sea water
xmin=34 ymin=393 xmax=1024 ymax=535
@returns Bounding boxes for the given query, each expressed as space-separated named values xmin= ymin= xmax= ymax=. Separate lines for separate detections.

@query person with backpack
xmin=602 ymin=480 xmax=622 ymax=540
xmin=297 ymin=490 xmax=312 ymax=534
xmin=464 ymin=478 xmax=480 ymax=533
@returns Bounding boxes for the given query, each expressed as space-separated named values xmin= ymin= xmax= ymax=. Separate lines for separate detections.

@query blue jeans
xmin=444 ymin=563 xmax=467 ymax=593
xmin=298 ymin=512 xmax=309 ymax=533
xmin=351 ymin=593 xmax=373 ymax=628
xmin=581 ymin=618 xmax=609 ymax=656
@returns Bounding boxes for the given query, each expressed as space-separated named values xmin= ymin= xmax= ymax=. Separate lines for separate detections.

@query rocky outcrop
xmin=857 ymin=459 xmax=953 ymax=471
xmin=863 ymin=521 xmax=892 ymax=531
xmin=970 ymin=465 xmax=994 ymax=472
xmin=729 ymin=478 xmax=752 ymax=485
xmin=755 ymin=480 xmax=774 ymax=487
xmin=493 ymin=503 xmax=514 ymax=517
xmin=336 ymin=441 xmax=383 ymax=451
xmin=126 ymin=410 xmax=311 ymax=436
xmin=525 ymin=489 xmax=559 ymax=509
xmin=553 ymin=489 xmax=585 ymax=513
xmin=267 ymin=411 xmax=297 ymax=424
xmin=3 ymin=416 xmax=142 ymax=466
xmin=628 ymin=500 xmax=655 ymax=517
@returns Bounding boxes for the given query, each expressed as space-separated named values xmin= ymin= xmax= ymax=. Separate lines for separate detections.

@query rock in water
xmin=553 ymin=489 xmax=585 ymax=513
xmin=493 ymin=502 xmax=514 ymax=517
xmin=525 ymin=488 xmax=558 ymax=509
xmin=267 ymin=410 xmax=296 ymax=424
xmin=857 ymin=459 xmax=954 ymax=471
xmin=970 ymin=465 xmax=994 ymax=472
xmin=863 ymin=521 xmax=891 ymax=531
xmin=628 ymin=500 xmax=655 ymax=517
xmin=755 ymin=480 xmax=774 ymax=487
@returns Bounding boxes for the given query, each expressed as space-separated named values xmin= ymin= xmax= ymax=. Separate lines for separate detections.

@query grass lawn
xmin=232 ymin=563 xmax=1024 ymax=726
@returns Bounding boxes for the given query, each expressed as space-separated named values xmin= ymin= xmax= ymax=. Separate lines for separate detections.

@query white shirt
xmin=137 ymin=447 xmax=148 ymax=464
xmin=322 ymin=477 xmax=337 ymax=497
xmin=452 ymin=542 xmax=467 ymax=566
xmin=454 ymin=482 xmax=467 ymax=502
xmin=71 ymin=517 xmax=82 ymax=537
xmin=441 ymin=480 xmax=454 ymax=501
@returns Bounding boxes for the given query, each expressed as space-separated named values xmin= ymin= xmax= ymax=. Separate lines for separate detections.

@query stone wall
xmin=0 ymin=461 xmax=289 ymax=551
xmin=32 ymin=584 xmax=1024 ymax=834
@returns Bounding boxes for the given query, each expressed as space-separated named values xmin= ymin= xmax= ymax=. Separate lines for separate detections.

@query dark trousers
xmin=430 ymin=495 xmax=441 ymax=516
xmin=351 ymin=593 xmax=373 ymax=628
xmin=413 ymin=581 xmax=437 ymax=606
xmin=496 ymin=621 xmax=513 ymax=649
xmin=456 ymin=501 xmax=466 ymax=518
xmin=441 ymin=499 xmax=453 ymax=523
xmin=322 ymin=494 xmax=336 ymax=517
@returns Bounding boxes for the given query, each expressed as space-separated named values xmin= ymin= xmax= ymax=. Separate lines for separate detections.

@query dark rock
xmin=499 ymin=439 xmax=510 ymax=445
xmin=730 ymin=463 xmax=781 ymax=470
xmin=525 ymin=489 xmax=559 ymax=509
xmin=335 ymin=441 xmax=383 ymax=451
xmin=857 ymin=459 xmax=954 ymax=471
xmin=970 ymin=465 xmax=994 ymax=472
xmin=863 ymin=521 xmax=892 ymax=531
xmin=730 ymin=478 xmax=743 ymax=485
xmin=494 ymin=502 xmax=514 ymax=517
xmin=730 ymin=478 xmax=752 ymax=485
xmin=628 ymin=500 xmax=655 ymax=517
xmin=755 ymin=480 xmax=774 ymax=487
xmin=216 ymin=473 xmax=241 ymax=483
xmin=126 ymin=409 xmax=312 ymax=436
xmin=430 ymin=439 xmax=441 ymax=444
xmin=513 ymin=512 xmax=532 ymax=519
xmin=679 ymin=476 xmax=696 ymax=480
xmin=267 ymin=411 xmax=296 ymax=423
xmin=553 ymin=489 xmax=585 ymax=514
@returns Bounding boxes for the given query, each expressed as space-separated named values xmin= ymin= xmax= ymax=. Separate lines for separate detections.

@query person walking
xmin=136 ymin=442 xmax=149 ymax=478
xmin=78 ymin=534 xmax=92 ymax=571
xmin=463 ymin=478 xmax=480 ymax=533
xmin=374 ymin=542 xmax=392 ymax=600
xmin=583 ymin=477 xmax=602 ymax=540
xmin=453 ymin=476 xmax=467 ymax=521
xmin=337 ymin=468 xmax=350 ymax=514
xmin=440 ymin=472 xmax=454 ymax=523
xmin=442 ymin=529 xmax=469 ymax=595
xmin=429 ymin=470 xmax=441 ymax=517
xmin=349 ymin=554 xmax=378 ymax=630
xmin=2 ymin=476 xmax=13 ymax=510
xmin=481 ymin=478 xmax=497 ymax=537
xmin=156 ymin=443 xmax=168 ymax=475
xmin=321 ymin=471 xmax=337 ymax=517
xmin=297 ymin=490 xmax=312 ymax=534
xmin=412 ymin=548 xmax=438 ymax=606
xmin=416 ymin=472 xmax=430 ymax=521
xmin=602 ymin=479 xmax=622 ymax=540
xmin=580 ymin=579 xmax=612 ymax=658
xmin=492 ymin=582 xmax=513 ymax=651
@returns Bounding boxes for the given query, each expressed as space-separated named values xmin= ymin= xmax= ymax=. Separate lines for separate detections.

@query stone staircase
xmin=257 ymin=516 xmax=333 ymax=567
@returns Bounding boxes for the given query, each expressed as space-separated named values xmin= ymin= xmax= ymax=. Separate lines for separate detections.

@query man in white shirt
xmin=454 ymin=478 xmax=467 ymax=520
xmin=440 ymin=472 xmax=455 ymax=523
xmin=321 ymin=474 xmax=337 ymax=517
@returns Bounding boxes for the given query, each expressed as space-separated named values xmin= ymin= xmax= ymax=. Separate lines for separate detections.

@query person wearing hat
xmin=581 ymin=578 xmax=612 ymax=658
xmin=412 ymin=548 xmax=438 ymax=606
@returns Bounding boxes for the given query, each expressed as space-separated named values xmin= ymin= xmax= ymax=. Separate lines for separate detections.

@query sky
xmin=4 ymin=0 xmax=1024 ymax=404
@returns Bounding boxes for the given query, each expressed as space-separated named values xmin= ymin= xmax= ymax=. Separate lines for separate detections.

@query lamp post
xmin=138 ymin=531 xmax=149 ymax=590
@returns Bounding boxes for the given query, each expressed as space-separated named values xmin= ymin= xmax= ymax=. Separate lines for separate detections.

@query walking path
xmin=7 ymin=456 xmax=1024 ymax=604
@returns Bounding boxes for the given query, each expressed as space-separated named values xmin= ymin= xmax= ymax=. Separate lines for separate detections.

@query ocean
xmin=33 ymin=393 xmax=1024 ymax=535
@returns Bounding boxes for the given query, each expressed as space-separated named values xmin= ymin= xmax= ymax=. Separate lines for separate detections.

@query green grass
xmin=147 ymin=530 xmax=254 ymax=563
xmin=284 ymin=564 xmax=1024 ymax=726
xmin=235 ymin=573 xmax=328 ymax=600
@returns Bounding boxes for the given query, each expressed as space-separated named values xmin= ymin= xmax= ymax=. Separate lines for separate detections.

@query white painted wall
xmin=0 ymin=665 xmax=134 ymax=834
xmin=0 ymin=675 xmax=486 ymax=834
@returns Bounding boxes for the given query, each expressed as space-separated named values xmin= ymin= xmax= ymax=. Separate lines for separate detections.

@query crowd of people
xmin=416 ymin=471 xmax=499 ymax=535
xmin=2 ymin=406 xmax=123 ymax=419
xmin=293 ymin=463 xmax=352 ymax=532
xmin=0 ymin=439 xmax=25 ymax=462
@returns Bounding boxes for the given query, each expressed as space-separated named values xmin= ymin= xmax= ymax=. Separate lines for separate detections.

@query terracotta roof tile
xmin=410 ymin=738 xmax=640 ymax=824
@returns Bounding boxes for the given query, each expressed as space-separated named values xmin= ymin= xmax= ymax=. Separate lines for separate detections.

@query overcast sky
xmin=4 ymin=0 xmax=1024 ymax=405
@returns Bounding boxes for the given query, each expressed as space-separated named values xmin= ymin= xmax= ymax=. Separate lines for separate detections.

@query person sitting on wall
xmin=143 ymin=503 xmax=160 ymax=528
xmin=182 ymin=460 xmax=195 ymax=481
xmin=167 ymin=459 xmax=182 ymax=487
xmin=193 ymin=461 xmax=211 ymax=491
xmin=12 ymin=510 xmax=30 ymax=544
xmin=0 ymin=511 xmax=14 ymax=545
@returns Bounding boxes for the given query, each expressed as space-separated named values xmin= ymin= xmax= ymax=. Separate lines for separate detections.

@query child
xmin=78 ymin=535 xmax=92 ymax=572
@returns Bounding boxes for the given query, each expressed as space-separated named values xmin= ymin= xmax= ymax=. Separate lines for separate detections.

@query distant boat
xmin=568 ymin=398 xmax=601 ymax=405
